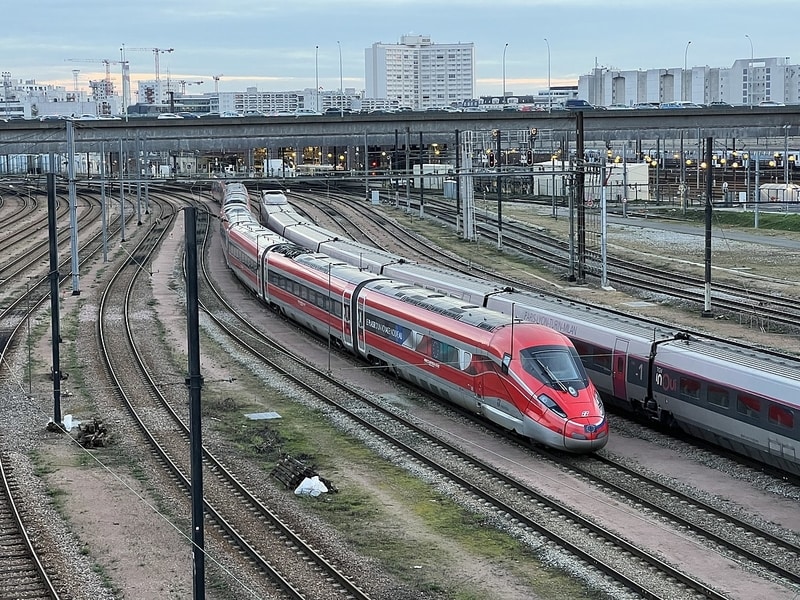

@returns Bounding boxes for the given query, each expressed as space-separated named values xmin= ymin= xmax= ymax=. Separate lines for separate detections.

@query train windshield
xmin=519 ymin=345 xmax=588 ymax=391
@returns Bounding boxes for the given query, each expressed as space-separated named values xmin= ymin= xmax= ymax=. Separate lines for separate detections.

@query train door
xmin=257 ymin=247 xmax=267 ymax=300
xmin=342 ymin=288 xmax=354 ymax=351
xmin=357 ymin=293 xmax=367 ymax=355
xmin=612 ymin=338 xmax=629 ymax=400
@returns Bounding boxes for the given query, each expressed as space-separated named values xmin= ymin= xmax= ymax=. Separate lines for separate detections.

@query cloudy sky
xmin=2 ymin=0 xmax=791 ymax=98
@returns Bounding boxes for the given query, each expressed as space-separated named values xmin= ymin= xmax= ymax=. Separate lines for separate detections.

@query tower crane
xmin=177 ymin=80 xmax=204 ymax=94
xmin=126 ymin=47 xmax=174 ymax=83
xmin=65 ymin=58 xmax=128 ymax=98
xmin=213 ymin=74 xmax=223 ymax=94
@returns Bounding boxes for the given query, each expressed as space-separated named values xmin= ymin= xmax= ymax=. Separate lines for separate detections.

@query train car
xmin=222 ymin=187 xmax=608 ymax=452
xmin=259 ymin=195 xmax=800 ymax=474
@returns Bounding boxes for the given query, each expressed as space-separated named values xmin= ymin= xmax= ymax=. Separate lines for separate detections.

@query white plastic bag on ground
xmin=294 ymin=476 xmax=328 ymax=497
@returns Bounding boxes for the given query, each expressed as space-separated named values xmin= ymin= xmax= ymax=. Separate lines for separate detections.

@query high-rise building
xmin=365 ymin=34 xmax=475 ymax=110
xmin=578 ymin=56 xmax=799 ymax=107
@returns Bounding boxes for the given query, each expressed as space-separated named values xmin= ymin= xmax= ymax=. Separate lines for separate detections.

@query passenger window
xmin=571 ymin=340 xmax=593 ymax=369
xmin=768 ymin=404 xmax=794 ymax=429
xmin=680 ymin=377 xmax=701 ymax=401
xmin=594 ymin=351 xmax=612 ymax=374
xmin=737 ymin=394 xmax=761 ymax=419
xmin=707 ymin=385 xmax=729 ymax=408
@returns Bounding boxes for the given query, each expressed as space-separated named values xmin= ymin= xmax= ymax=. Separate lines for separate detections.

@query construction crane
xmin=65 ymin=58 xmax=128 ymax=98
xmin=126 ymin=47 xmax=174 ymax=83
xmin=213 ymin=74 xmax=223 ymax=94
xmin=177 ymin=80 xmax=204 ymax=94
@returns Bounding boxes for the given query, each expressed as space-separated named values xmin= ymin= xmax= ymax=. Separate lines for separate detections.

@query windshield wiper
xmin=535 ymin=358 xmax=568 ymax=393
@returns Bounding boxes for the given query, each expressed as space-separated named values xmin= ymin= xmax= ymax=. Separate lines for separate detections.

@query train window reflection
xmin=520 ymin=347 xmax=586 ymax=390
xmin=680 ymin=377 xmax=701 ymax=401
xmin=737 ymin=394 xmax=761 ymax=418
xmin=593 ymin=351 xmax=612 ymax=374
xmin=768 ymin=404 xmax=794 ymax=429
xmin=707 ymin=385 xmax=729 ymax=408
xmin=431 ymin=339 xmax=459 ymax=367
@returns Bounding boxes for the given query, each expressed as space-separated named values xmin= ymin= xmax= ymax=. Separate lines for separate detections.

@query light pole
xmin=315 ymin=45 xmax=319 ymax=113
xmin=543 ymin=38 xmax=551 ymax=110
xmin=337 ymin=40 xmax=343 ymax=117
xmin=683 ymin=41 xmax=691 ymax=102
xmin=502 ymin=43 xmax=509 ymax=99
xmin=2 ymin=71 xmax=10 ymax=117
xmin=745 ymin=34 xmax=754 ymax=106
xmin=27 ymin=278 xmax=32 ymax=395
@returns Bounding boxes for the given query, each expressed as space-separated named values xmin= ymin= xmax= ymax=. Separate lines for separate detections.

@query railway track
xmin=0 ymin=448 xmax=60 ymax=599
xmin=97 ymin=200 xmax=373 ymax=600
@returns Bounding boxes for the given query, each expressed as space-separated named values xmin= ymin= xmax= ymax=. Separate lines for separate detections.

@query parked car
xmin=708 ymin=101 xmax=733 ymax=108
xmin=659 ymin=101 xmax=702 ymax=109
xmin=157 ymin=113 xmax=183 ymax=119
xmin=758 ymin=100 xmax=785 ymax=107
xmin=177 ymin=112 xmax=200 ymax=119
xmin=563 ymin=99 xmax=595 ymax=110
xmin=323 ymin=107 xmax=353 ymax=116
xmin=294 ymin=108 xmax=323 ymax=116
xmin=606 ymin=104 xmax=633 ymax=110
xmin=220 ymin=111 xmax=244 ymax=118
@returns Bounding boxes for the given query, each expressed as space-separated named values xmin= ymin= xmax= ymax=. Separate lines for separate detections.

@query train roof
xmin=370 ymin=279 xmax=510 ymax=331
xmin=261 ymin=190 xmax=289 ymax=204
xmin=286 ymin=249 xmax=388 ymax=286
xmin=384 ymin=262 xmax=510 ymax=301
xmin=228 ymin=223 xmax=287 ymax=247
xmin=222 ymin=205 xmax=258 ymax=224
xmin=670 ymin=336 xmax=800 ymax=383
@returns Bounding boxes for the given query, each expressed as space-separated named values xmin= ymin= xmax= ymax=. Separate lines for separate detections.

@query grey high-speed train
xmin=260 ymin=190 xmax=800 ymax=475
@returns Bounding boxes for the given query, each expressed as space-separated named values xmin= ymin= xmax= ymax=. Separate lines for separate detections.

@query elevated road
xmin=0 ymin=106 xmax=798 ymax=154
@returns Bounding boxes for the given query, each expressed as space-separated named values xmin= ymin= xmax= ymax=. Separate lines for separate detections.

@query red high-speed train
xmin=259 ymin=190 xmax=800 ymax=475
xmin=219 ymin=184 xmax=608 ymax=452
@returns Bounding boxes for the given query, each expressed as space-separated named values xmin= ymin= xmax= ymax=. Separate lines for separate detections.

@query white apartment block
xmin=1 ymin=77 xmax=117 ymax=119
xmin=365 ymin=34 xmax=475 ymax=110
xmin=578 ymin=56 xmax=800 ymax=107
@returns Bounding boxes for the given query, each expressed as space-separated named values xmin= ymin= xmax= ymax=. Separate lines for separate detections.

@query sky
xmin=1 ymin=0 xmax=793 ymax=99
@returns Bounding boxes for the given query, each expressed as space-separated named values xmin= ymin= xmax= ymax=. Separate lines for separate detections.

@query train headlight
xmin=539 ymin=394 xmax=567 ymax=418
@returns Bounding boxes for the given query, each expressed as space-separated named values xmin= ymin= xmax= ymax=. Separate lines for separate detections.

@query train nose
xmin=563 ymin=417 xmax=608 ymax=451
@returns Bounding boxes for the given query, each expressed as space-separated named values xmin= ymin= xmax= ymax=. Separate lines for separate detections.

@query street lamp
xmin=683 ymin=41 xmax=691 ymax=102
xmin=337 ymin=40 xmax=343 ymax=117
xmin=543 ymin=38 xmax=551 ymax=110
xmin=745 ymin=34 xmax=754 ymax=106
xmin=315 ymin=45 xmax=319 ymax=113
xmin=502 ymin=43 xmax=509 ymax=99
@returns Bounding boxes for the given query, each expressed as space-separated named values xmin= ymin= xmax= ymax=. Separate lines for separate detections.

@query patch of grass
xmin=30 ymin=450 xmax=56 ymax=476
xmin=46 ymin=486 xmax=68 ymax=510
xmin=205 ymin=365 xmax=595 ymax=598
xmin=91 ymin=562 xmax=120 ymax=595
